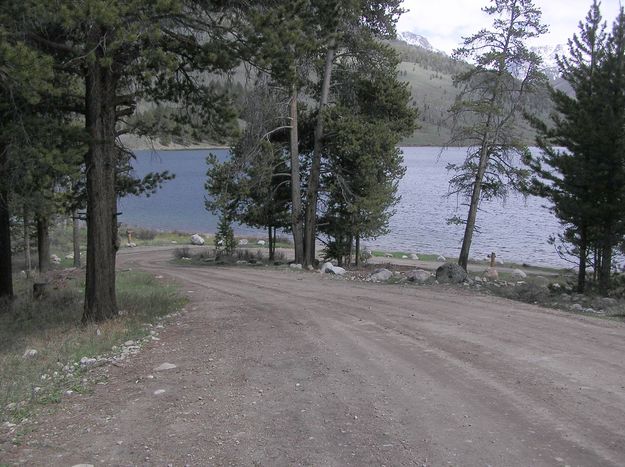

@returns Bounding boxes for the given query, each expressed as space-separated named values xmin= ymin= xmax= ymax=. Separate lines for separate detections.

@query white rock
xmin=370 ymin=268 xmax=393 ymax=282
xmin=406 ymin=269 xmax=431 ymax=283
xmin=511 ymin=269 xmax=527 ymax=279
xmin=570 ymin=303 xmax=583 ymax=312
xmin=190 ymin=234 xmax=205 ymax=246
xmin=384 ymin=253 xmax=393 ymax=258
xmin=437 ymin=255 xmax=446 ymax=262
xmin=409 ymin=253 xmax=419 ymax=260
xmin=238 ymin=239 xmax=249 ymax=246
xmin=153 ymin=389 xmax=166 ymax=395
xmin=124 ymin=340 xmax=135 ymax=346
xmin=289 ymin=263 xmax=302 ymax=270
xmin=401 ymin=255 xmax=408 ymax=259
xmin=257 ymin=240 xmax=266 ymax=245
xmin=65 ymin=254 xmax=74 ymax=260
xmin=331 ymin=266 xmax=346 ymax=276
xmin=80 ymin=357 xmax=97 ymax=367
xmin=155 ymin=363 xmax=177 ymax=371
xmin=23 ymin=349 xmax=38 ymax=359
xmin=320 ymin=262 xmax=334 ymax=274
xmin=50 ymin=254 xmax=61 ymax=264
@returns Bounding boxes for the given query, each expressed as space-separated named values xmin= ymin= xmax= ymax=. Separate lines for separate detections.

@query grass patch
xmin=0 ymin=270 xmax=185 ymax=424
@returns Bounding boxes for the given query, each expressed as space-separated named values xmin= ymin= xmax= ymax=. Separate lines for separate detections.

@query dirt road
xmin=6 ymin=248 xmax=625 ymax=466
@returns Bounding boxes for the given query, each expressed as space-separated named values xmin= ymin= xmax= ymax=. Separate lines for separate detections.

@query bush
xmin=131 ymin=227 xmax=158 ymax=241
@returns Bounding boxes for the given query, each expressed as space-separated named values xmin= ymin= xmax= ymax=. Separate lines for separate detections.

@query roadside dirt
xmin=3 ymin=247 xmax=625 ymax=466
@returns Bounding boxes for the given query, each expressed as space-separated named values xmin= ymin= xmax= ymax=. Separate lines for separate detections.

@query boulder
xmin=384 ymin=253 xmax=393 ymax=258
xmin=320 ymin=262 xmax=334 ymax=274
xmin=406 ymin=269 xmax=431 ymax=283
xmin=483 ymin=267 xmax=499 ymax=281
xmin=402 ymin=255 xmax=408 ymax=259
xmin=331 ymin=266 xmax=346 ymax=276
xmin=257 ymin=240 xmax=266 ymax=246
xmin=437 ymin=255 xmax=446 ymax=262
xmin=370 ymin=268 xmax=393 ymax=282
xmin=238 ymin=239 xmax=249 ymax=246
xmin=289 ymin=263 xmax=302 ymax=270
xmin=190 ymin=234 xmax=205 ymax=246
xmin=435 ymin=263 xmax=467 ymax=284
xmin=409 ymin=253 xmax=419 ymax=260
xmin=511 ymin=269 xmax=527 ymax=279
xmin=50 ymin=254 xmax=61 ymax=264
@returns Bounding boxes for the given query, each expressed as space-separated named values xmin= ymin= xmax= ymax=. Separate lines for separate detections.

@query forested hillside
xmin=390 ymin=39 xmax=554 ymax=146
xmin=126 ymin=36 xmax=556 ymax=148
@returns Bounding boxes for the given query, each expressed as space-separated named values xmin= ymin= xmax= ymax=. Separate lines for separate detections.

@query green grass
xmin=0 ymin=270 xmax=186 ymax=425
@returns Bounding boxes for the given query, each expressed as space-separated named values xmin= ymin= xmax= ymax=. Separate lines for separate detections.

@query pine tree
xmin=527 ymin=3 xmax=625 ymax=293
xmin=22 ymin=0 xmax=242 ymax=321
xmin=448 ymin=0 xmax=547 ymax=271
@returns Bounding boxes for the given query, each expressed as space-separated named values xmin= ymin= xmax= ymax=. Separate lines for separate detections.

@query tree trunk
xmin=23 ymin=205 xmax=31 ymax=278
xmin=268 ymin=225 xmax=274 ymax=261
xmin=599 ymin=241 xmax=613 ymax=295
xmin=304 ymin=44 xmax=336 ymax=267
xmin=0 ymin=175 xmax=13 ymax=300
xmin=458 ymin=145 xmax=489 ymax=270
xmin=289 ymin=86 xmax=304 ymax=264
xmin=355 ymin=235 xmax=360 ymax=267
xmin=577 ymin=229 xmax=587 ymax=293
xmin=82 ymin=44 xmax=119 ymax=323
xmin=72 ymin=210 xmax=81 ymax=268
xmin=36 ymin=214 xmax=50 ymax=274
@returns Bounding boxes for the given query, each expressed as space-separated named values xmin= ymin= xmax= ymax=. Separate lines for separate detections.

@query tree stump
xmin=33 ymin=282 xmax=49 ymax=299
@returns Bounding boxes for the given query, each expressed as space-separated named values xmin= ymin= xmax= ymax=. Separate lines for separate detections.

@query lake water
xmin=118 ymin=147 xmax=565 ymax=267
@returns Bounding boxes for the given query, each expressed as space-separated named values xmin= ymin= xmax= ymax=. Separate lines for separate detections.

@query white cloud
xmin=398 ymin=0 xmax=624 ymax=54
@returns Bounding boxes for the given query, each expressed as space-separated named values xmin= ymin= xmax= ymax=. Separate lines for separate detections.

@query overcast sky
xmin=397 ymin=0 xmax=624 ymax=53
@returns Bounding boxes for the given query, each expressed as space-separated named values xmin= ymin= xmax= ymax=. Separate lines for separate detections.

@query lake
xmin=118 ymin=147 xmax=565 ymax=267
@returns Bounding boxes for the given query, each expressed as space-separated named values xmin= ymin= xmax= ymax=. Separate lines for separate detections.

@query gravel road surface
xmin=6 ymin=247 xmax=625 ymax=466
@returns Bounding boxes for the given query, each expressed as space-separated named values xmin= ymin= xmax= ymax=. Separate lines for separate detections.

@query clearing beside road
xmin=4 ymin=247 xmax=625 ymax=466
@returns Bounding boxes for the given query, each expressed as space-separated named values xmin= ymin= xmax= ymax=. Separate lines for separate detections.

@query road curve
xmin=6 ymin=247 xmax=625 ymax=466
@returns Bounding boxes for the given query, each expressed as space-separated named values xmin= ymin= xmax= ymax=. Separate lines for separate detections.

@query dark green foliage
xmin=205 ymin=82 xmax=291 ymax=259
xmin=214 ymin=214 xmax=236 ymax=255
xmin=527 ymin=2 xmax=625 ymax=294
xmin=319 ymin=43 xmax=416 ymax=265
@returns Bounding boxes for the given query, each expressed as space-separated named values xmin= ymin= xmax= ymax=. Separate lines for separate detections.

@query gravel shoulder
xmin=4 ymin=247 xmax=625 ymax=466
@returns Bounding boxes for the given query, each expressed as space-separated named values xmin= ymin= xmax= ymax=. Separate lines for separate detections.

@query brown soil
xmin=4 ymin=247 xmax=625 ymax=466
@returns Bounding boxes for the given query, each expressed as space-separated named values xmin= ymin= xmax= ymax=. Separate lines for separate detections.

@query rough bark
xmin=304 ymin=44 xmax=335 ymax=266
xmin=598 ymin=241 xmax=613 ymax=295
xmin=72 ymin=210 xmax=81 ymax=268
xmin=355 ymin=235 xmax=360 ymax=267
xmin=458 ymin=143 xmax=489 ymax=270
xmin=0 ymin=182 xmax=12 ymax=300
xmin=23 ymin=205 xmax=32 ymax=278
xmin=82 ymin=41 xmax=119 ymax=323
xmin=36 ymin=215 xmax=50 ymax=273
xmin=289 ymin=86 xmax=304 ymax=264
xmin=577 ymin=229 xmax=587 ymax=293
